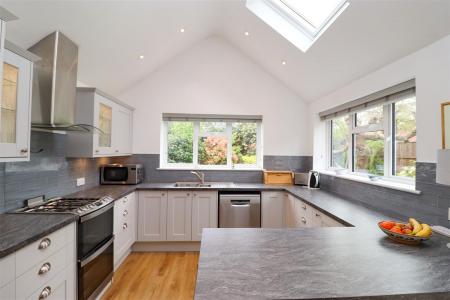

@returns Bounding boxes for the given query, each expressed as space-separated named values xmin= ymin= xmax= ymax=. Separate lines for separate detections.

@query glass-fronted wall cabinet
xmin=0 ymin=46 xmax=37 ymax=162
xmin=66 ymin=87 xmax=134 ymax=158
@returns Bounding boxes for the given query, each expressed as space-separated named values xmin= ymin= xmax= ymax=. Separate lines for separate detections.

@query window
xmin=161 ymin=114 xmax=262 ymax=169
xmin=246 ymin=0 xmax=349 ymax=52
xmin=329 ymin=95 xmax=416 ymax=180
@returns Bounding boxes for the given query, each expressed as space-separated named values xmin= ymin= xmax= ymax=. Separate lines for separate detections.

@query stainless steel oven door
xmin=78 ymin=237 xmax=114 ymax=300
xmin=78 ymin=203 xmax=114 ymax=258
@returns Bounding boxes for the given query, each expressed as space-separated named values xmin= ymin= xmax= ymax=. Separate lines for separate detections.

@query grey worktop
xmin=0 ymin=213 xmax=77 ymax=259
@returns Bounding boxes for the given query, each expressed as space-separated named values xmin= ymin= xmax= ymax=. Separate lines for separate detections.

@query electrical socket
xmin=76 ymin=177 xmax=85 ymax=187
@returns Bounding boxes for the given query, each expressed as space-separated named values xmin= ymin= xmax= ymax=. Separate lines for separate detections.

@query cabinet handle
xmin=123 ymin=197 xmax=128 ymax=203
xmin=39 ymin=286 xmax=51 ymax=299
xmin=302 ymin=204 xmax=307 ymax=210
xmin=115 ymin=150 xmax=119 ymax=153
xmin=123 ymin=223 xmax=128 ymax=230
xmin=161 ymin=193 xmax=165 ymax=196
xmin=301 ymin=217 xmax=307 ymax=224
xmin=123 ymin=210 xmax=128 ymax=216
xmin=187 ymin=193 xmax=190 ymax=196
xmin=95 ymin=149 xmax=99 ymax=153
xmin=38 ymin=262 xmax=51 ymax=275
xmin=38 ymin=238 xmax=51 ymax=250
xmin=20 ymin=148 xmax=28 ymax=154
xmin=315 ymin=213 xmax=320 ymax=217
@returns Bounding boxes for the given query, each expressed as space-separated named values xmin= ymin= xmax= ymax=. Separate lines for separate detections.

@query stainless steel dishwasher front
xmin=219 ymin=193 xmax=261 ymax=228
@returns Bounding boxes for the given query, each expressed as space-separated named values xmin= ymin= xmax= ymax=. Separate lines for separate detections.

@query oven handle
xmin=79 ymin=237 xmax=114 ymax=267
xmin=80 ymin=202 xmax=114 ymax=223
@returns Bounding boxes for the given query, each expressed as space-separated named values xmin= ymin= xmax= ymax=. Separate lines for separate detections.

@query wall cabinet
xmin=138 ymin=191 xmax=168 ymax=241
xmin=191 ymin=191 xmax=218 ymax=241
xmin=0 ymin=222 xmax=76 ymax=300
xmin=66 ymin=87 xmax=134 ymax=158
xmin=0 ymin=48 xmax=34 ymax=162
xmin=261 ymin=192 xmax=286 ymax=228
xmin=137 ymin=190 xmax=218 ymax=242
xmin=114 ymin=192 xmax=137 ymax=269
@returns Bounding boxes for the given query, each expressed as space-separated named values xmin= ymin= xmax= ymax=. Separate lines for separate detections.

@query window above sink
xmin=160 ymin=114 xmax=263 ymax=170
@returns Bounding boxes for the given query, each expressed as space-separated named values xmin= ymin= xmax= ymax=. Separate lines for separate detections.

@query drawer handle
xmin=38 ymin=238 xmax=51 ymax=250
xmin=95 ymin=149 xmax=99 ymax=153
xmin=20 ymin=148 xmax=28 ymax=154
xmin=161 ymin=193 xmax=165 ymax=196
xmin=302 ymin=204 xmax=307 ymax=210
xmin=123 ymin=197 xmax=128 ymax=203
xmin=115 ymin=150 xmax=119 ymax=153
xmin=38 ymin=262 xmax=51 ymax=275
xmin=123 ymin=223 xmax=128 ymax=230
xmin=315 ymin=213 xmax=321 ymax=217
xmin=39 ymin=286 xmax=51 ymax=299
xmin=123 ymin=210 xmax=128 ymax=216
xmin=301 ymin=217 xmax=307 ymax=224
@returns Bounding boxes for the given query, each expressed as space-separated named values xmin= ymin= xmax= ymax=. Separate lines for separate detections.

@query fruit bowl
xmin=378 ymin=220 xmax=432 ymax=245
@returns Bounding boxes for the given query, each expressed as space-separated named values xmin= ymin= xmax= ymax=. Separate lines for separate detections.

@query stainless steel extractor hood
xmin=28 ymin=31 xmax=94 ymax=132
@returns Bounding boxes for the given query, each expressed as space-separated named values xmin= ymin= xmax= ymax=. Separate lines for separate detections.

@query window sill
xmin=157 ymin=167 xmax=263 ymax=172
xmin=319 ymin=170 xmax=421 ymax=195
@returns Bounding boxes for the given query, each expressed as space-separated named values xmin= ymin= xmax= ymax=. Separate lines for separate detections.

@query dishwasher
xmin=219 ymin=191 xmax=261 ymax=228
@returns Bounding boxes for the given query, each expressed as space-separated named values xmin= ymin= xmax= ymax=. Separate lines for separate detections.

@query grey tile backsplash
xmin=320 ymin=162 xmax=450 ymax=227
xmin=0 ymin=131 xmax=313 ymax=213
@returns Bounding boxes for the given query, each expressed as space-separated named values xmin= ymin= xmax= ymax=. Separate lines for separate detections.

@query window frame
xmin=327 ymin=101 xmax=416 ymax=184
xmin=160 ymin=119 xmax=263 ymax=170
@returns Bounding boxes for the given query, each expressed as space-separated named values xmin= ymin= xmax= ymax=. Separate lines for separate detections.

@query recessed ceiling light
xmin=281 ymin=60 xmax=287 ymax=65
xmin=139 ymin=55 xmax=144 ymax=60
xmin=179 ymin=28 xmax=185 ymax=33
xmin=244 ymin=31 xmax=250 ymax=36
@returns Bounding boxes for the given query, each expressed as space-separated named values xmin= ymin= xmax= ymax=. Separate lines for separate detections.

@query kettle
xmin=308 ymin=171 xmax=320 ymax=189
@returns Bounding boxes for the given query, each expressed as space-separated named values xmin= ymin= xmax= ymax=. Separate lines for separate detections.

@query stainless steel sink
xmin=174 ymin=182 xmax=212 ymax=187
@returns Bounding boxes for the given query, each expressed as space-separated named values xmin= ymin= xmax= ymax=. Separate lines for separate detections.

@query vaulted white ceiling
xmin=1 ymin=0 xmax=449 ymax=102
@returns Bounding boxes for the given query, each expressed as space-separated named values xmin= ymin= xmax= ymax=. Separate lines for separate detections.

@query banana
xmin=415 ymin=223 xmax=432 ymax=238
xmin=409 ymin=218 xmax=423 ymax=235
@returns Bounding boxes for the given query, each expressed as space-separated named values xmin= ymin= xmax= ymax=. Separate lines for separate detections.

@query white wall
xmin=311 ymin=34 xmax=450 ymax=168
xmin=119 ymin=36 xmax=311 ymax=156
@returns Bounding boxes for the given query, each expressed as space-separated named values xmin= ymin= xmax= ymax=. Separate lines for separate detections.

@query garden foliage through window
xmin=162 ymin=115 xmax=262 ymax=169
xmin=329 ymin=95 xmax=416 ymax=180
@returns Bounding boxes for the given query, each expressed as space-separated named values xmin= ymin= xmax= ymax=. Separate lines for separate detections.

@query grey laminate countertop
xmin=0 ymin=213 xmax=77 ymax=258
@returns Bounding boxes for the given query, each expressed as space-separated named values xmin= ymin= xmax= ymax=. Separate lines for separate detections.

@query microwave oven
xmin=100 ymin=164 xmax=144 ymax=185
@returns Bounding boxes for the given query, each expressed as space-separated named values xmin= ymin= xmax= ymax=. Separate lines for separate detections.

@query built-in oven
xmin=78 ymin=203 xmax=114 ymax=300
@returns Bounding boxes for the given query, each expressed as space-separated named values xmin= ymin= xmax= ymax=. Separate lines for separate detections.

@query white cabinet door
xmin=191 ymin=191 xmax=218 ymax=241
xmin=93 ymin=94 xmax=115 ymax=156
xmin=113 ymin=104 xmax=132 ymax=155
xmin=138 ymin=191 xmax=167 ymax=241
xmin=262 ymin=192 xmax=286 ymax=228
xmin=167 ymin=191 xmax=192 ymax=241
xmin=0 ymin=49 xmax=32 ymax=161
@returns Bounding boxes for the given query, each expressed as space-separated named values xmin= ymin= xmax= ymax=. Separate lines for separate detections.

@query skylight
xmin=246 ymin=0 xmax=349 ymax=52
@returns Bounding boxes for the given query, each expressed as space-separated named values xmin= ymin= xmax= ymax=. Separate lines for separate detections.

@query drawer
xmin=16 ymin=246 xmax=68 ymax=300
xmin=0 ymin=280 xmax=15 ymax=300
xmin=26 ymin=268 xmax=71 ymax=300
xmin=16 ymin=223 xmax=75 ymax=276
xmin=0 ymin=253 xmax=15 ymax=288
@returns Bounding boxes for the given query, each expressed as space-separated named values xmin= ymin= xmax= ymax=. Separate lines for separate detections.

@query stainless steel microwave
xmin=100 ymin=164 xmax=144 ymax=185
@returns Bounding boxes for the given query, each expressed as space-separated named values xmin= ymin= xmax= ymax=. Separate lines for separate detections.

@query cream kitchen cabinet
xmin=0 ymin=222 xmax=76 ymax=300
xmin=66 ymin=87 xmax=134 ymax=158
xmin=167 ymin=191 xmax=193 ymax=241
xmin=114 ymin=192 xmax=137 ymax=269
xmin=138 ymin=191 xmax=168 ymax=241
xmin=191 ymin=191 xmax=218 ymax=241
xmin=0 ymin=44 xmax=39 ymax=162
xmin=261 ymin=191 xmax=286 ymax=228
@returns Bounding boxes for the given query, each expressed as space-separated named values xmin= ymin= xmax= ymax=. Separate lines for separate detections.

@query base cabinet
xmin=114 ymin=192 xmax=137 ymax=268
xmin=138 ymin=191 xmax=167 ymax=241
xmin=137 ymin=190 xmax=218 ymax=242
xmin=0 ymin=222 xmax=76 ymax=300
xmin=191 ymin=191 xmax=218 ymax=241
xmin=261 ymin=192 xmax=286 ymax=228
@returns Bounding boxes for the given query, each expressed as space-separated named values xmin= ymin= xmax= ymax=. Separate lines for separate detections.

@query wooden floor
xmin=102 ymin=252 xmax=200 ymax=300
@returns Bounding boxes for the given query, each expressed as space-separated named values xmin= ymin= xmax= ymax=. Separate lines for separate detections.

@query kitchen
xmin=0 ymin=1 xmax=450 ymax=300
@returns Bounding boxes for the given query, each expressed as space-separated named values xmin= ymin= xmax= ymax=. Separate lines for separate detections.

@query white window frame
xmin=327 ymin=101 xmax=415 ymax=185
xmin=160 ymin=119 xmax=263 ymax=170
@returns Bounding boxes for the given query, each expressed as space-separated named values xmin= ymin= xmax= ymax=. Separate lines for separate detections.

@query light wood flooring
xmin=101 ymin=252 xmax=200 ymax=300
